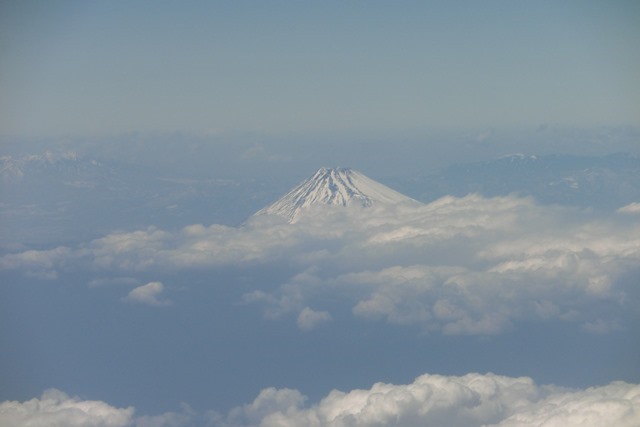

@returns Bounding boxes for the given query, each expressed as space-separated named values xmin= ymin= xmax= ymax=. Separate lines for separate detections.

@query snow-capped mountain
xmin=255 ymin=167 xmax=420 ymax=222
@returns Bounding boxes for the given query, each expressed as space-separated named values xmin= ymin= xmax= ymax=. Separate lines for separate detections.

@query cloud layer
xmin=4 ymin=374 xmax=639 ymax=427
xmin=0 ymin=389 xmax=134 ymax=427
xmin=2 ymin=194 xmax=639 ymax=334
xmin=209 ymin=373 xmax=640 ymax=427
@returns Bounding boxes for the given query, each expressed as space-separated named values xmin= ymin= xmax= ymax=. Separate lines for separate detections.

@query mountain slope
xmin=255 ymin=167 xmax=420 ymax=222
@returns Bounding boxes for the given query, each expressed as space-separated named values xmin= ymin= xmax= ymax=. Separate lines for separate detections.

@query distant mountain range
xmin=0 ymin=152 xmax=278 ymax=248
xmin=400 ymin=152 xmax=640 ymax=210
xmin=1 ymin=150 xmax=638 ymax=249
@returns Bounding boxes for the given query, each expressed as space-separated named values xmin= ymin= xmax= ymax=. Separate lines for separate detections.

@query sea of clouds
xmin=2 ymin=193 xmax=639 ymax=335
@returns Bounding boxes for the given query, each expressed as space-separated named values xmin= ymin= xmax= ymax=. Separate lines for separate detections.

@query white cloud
xmin=88 ymin=277 xmax=140 ymax=288
xmin=617 ymin=202 xmax=640 ymax=214
xmin=209 ymin=388 xmax=307 ymax=427
xmin=297 ymin=307 xmax=332 ymax=331
xmin=0 ymin=389 xmax=134 ymax=427
xmin=135 ymin=403 xmax=195 ymax=427
xmin=124 ymin=282 xmax=171 ymax=307
xmin=2 ymin=194 xmax=639 ymax=334
xmin=241 ymin=197 xmax=640 ymax=334
xmin=0 ymin=391 xmax=197 ymax=427
xmin=0 ymin=246 xmax=79 ymax=280
xmin=495 ymin=381 xmax=640 ymax=427
xmin=211 ymin=373 xmax=640 ymax=427
xmin=4 ymin=375 xmax=640 ymax=427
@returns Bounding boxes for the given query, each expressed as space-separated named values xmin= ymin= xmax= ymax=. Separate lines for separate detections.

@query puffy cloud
xmin=135 ymin=403 xmax=195 ymax=427
xmin=241 ymin=197 xmax=640 ymax=334
xmin=0 ymin=246 xmax=79 ymax=280
xmin=297 ymin=307 xmax=332 ymax=331
xmin=85 ymin=220 xmax=304 ymax=271
xmin=210 ymin=388 xmax=307 ymax=427
xmin=2 ymin=194 xmax=639 ymax=334
xmin=211 ymin=373 xmax=640 ymax=427
xmin=495 ymin=381 xmax=640 ymax=427
xmin=0 ymin=391 xmax=197 ymax=427
xmin=5 ymin=375 xmax=640 ymax=427
xmin=0 ymin=389 xmax=134 ymax=427
xmin=124 ymin=282 xmax=171 ymax=307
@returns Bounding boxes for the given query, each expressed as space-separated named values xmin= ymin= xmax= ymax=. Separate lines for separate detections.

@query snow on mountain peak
xmin=255 ymin=167 xmax=420 ymax=223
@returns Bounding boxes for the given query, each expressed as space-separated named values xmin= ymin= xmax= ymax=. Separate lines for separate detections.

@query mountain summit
xmin=255 ymin=167 xmax=419 ymax=223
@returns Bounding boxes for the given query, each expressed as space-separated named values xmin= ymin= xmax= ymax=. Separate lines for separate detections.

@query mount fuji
xmin=255 ymin=167 xmax=420 ymax=223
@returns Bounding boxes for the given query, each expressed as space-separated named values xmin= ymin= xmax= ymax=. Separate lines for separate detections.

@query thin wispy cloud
xmin=618 ymin=202 xmax=640 ymax=214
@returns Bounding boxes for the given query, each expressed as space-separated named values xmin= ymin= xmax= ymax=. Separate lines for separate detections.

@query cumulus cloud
xmin=4 ymin=374 xmax=640 ymax=427
xmin=211 ymin=373 xmax=640 ymax=427
xmin=0 ymin=388 xmax=134 ymax=427
xmin=0 ymin=390 xmax=198 ymax=427
xmin=240 ymin=196 xmax=640 ymax=334
xmin=209 ymin=387 xmax=307 ymax=427
xmin=0 ymin=246 xmax=79 ymax=280
xmin=135 ymin=403 xmax=195 ymax=427
xmin=124 ymin=282 xmax=172 ymax=307
xmin=297 ymin=307 xmax=332 ymax=331
xmin=86 ymin=221 xmax=304 ymax=271
xmin=2 ymin=194 xmax=639 ymax=334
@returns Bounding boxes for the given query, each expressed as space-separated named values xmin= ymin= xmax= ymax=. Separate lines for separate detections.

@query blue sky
xmin=1 ymin=1 xmax=639 ymax=137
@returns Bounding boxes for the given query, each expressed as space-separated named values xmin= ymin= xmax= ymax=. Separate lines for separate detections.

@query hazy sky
xmin=1 ymin=1 xmax=639 ymax=137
